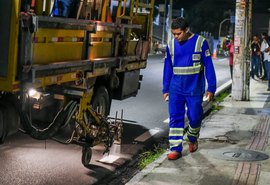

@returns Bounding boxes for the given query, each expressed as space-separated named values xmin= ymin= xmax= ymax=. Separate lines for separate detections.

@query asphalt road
xmin=0 ymin=54 xmax=231 ymax=185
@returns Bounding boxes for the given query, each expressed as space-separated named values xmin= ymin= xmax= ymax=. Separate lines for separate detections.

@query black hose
xmin=20 ymin=100 xmax=76 ymax=140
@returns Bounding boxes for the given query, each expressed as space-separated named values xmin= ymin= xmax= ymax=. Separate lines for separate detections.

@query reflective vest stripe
xmin=168 ymin=40 xmax=175 ymax=64
xmin=195 ymin=35 xmax=205 ymax=52
xmin=169 ymin=35 xmax=205 ymax=58
xmin=173 ymin=64 xmax=202 ymax=75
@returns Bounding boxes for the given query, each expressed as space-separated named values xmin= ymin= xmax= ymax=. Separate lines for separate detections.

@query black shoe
xmin=267 ymin=88 xmax=270 ymax=91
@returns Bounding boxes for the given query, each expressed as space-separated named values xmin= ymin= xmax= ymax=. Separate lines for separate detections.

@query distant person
xmin=251 ymin=35 xmax=261 ymax=79
xmin=154 ymin=41 xmax=161 ymax=54
xmin=162 ymin=17 xmax=216 ymax=160
xmin=260 ymin=32 xmax=270 ymax=90
xmin=217 ymin=41 xmax=221 ymax=55
xmin=226 ymin=38 xmax=234 ymax=79
xmin=222 ymin=38 xmax=229 ymax=56
xmin=52 ymin=0 xmax=80 ymax=18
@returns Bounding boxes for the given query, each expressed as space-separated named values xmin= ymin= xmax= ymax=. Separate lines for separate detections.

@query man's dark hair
xmin=171 ymin=17 xmax=189 ymax=30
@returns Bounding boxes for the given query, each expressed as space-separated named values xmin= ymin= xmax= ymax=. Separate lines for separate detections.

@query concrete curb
xmin=203 ymin=79 xmax=232 ymax=113
xmin=125 ymin=152 xmax=168 ymax=185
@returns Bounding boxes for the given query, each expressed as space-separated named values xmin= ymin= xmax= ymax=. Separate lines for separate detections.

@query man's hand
xmin=163 ymin=93 xmax=169 ymax=101
xmin=205 ymin=91 xmax=214 ymax=102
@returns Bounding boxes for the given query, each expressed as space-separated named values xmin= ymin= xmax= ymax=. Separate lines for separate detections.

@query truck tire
xmin=4 ymin=101 xmax=20 ymax=137
xmin=91 ymin=86 xmax=110 ymax=116
xmin=0 ymin=106 xmax=7 ymax=144
xmin=81 ymin=146 xmax=92 ymax=167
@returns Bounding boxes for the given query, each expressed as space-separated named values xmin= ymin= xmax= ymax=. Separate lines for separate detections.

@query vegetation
xmin=212 ymin=90 xmax=231 ymax=111
xmin=215 ymin=90 xmax=230 ymax=102
xmin=138 ymin=145 xmax=166 ymax=169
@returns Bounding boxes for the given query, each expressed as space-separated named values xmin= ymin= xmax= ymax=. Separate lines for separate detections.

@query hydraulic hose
xmin=20 ymin=100 xmax=78 ymax=140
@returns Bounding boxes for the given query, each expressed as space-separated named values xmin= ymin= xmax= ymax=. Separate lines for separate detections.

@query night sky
xmin=155 ymin=0 xmax=270 ymax=14
xmin=153 ymin=0 xmax=270 ymax=38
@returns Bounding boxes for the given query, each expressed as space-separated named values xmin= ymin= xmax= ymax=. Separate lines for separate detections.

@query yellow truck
xmin=0 ymin=0 xmax=154 ymax=166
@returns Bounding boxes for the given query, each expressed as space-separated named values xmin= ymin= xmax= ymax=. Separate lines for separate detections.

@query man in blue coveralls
xmin=163 ymin=17 xmax=217 ymax=160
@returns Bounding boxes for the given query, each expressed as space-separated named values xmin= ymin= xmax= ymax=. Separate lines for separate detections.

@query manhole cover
xmin=260 ymin=109 xmax=270 ymax=115
xmin=211 ymin=149 xmax=269 ymax=161
xmin=243 ymin=108 xmax=270 ymax=115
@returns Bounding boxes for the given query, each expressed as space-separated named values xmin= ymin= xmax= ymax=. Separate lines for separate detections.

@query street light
xmin=218 ymin=18 xmax=230 ymax=41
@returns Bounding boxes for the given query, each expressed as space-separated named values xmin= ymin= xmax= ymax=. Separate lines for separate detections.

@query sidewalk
xmin=126 ymin=79 xmax=270 ymax=185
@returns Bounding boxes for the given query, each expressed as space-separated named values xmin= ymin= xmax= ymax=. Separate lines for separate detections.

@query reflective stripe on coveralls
xmin=187 ymin=125 xmax=201 ymax=138
xmin=170 ymin=139 xmax=183 ymax=148
xmin=169 ymin=128 xmax=184 ymax=147
xmin=195 ymin=35 xmax=205 ymax=52
xmin=169 ymin=35 xmax=205 ymax=62
xmin=168 ymin=39 xmax=175 ymax=64
xmin=169 ymin=128 xmax=184 ymax=136
xmin=173 ymin=65 xmax=202 ymax=75
xmin=172 ymin=35 xmax=205 ymax=75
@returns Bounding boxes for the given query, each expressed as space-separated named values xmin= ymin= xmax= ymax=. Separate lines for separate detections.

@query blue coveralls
xmin=163 ymin=34 xmax=217 ymax=153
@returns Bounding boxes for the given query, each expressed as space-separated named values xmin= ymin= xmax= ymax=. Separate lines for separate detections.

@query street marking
xmin=98 ymin=155 xmax=120 ymax=164
xmin=134 ymin=128 xmax=160 ymax=142
xmin=163 ymin=118 xmax=169 ymax=124
xmin=217 ymin=58 xmax=227 ymax=62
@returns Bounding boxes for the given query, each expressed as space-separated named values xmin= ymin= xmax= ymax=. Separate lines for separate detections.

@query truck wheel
xmin=0 ymin=106 xmax=7 ymax=144
xmin=91 ymin=86 xmax=110 ymax=116
xmin=82 ymin=146 xmax=92 ymax=167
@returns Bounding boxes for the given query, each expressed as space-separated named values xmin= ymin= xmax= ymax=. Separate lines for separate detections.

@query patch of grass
xmin=212 ymin=104 xmax=223 ymax=111
xmin=215 ymin=91 xmax=230 ymax=102
xmin=212 ymin=90 xmax=230 ymax=111
xmin=138 ymin=145 xmax=165 ymax=170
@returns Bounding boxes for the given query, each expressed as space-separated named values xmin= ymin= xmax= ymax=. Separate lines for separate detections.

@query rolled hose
xmin=20 ymin=101 xmax=77 ymax=140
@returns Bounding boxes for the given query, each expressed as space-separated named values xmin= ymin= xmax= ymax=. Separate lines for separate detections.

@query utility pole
xmin=268 ymin=17 xmax=270 ymax=35
xmin=232 ymin=0 xmax=252 ymax=101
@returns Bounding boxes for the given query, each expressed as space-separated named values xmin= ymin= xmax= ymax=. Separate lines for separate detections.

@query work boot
xmin=189 ymin=142 xmax=198 ymax=153
xmin=167 ymin=151 xmax=182 ymax=160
